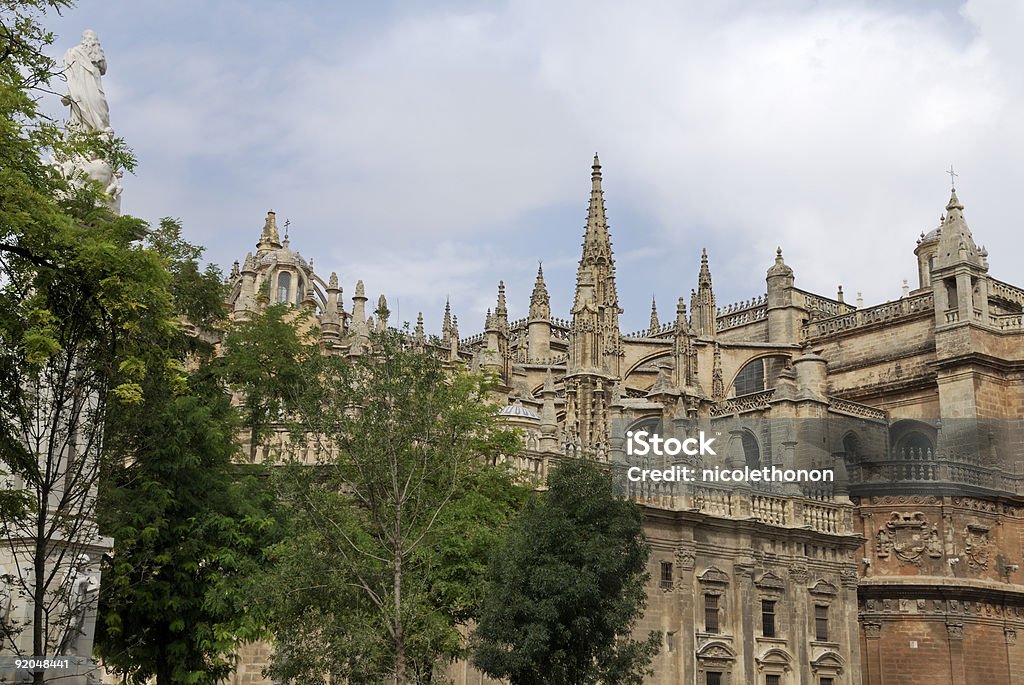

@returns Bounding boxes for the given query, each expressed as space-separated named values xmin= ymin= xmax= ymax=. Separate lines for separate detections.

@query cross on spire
xmin=283 ymin=218 xmax=291 ymax=240
xmin=946 ymin=165 xmax=958 ymax=190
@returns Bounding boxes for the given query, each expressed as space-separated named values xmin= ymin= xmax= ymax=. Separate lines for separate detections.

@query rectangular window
xmin=706 ymin=673 xmax=722 ymax=685
xmin=704 ymin=594 xmax=720 ymax=634
xmin=766 ymin=676 xmax=781 ymax=685
xmin=761 ymin=599 xmax=776 ymax=637
xmin=815 ymin=605 xmax=829 ymax=642
xmin=661 ymin=561 xmax=673 ymax=585
xmin=819 ymin=679 xmax=834 ymax=685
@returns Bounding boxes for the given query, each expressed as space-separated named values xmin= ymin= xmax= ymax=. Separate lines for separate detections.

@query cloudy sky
xmin=40 ymin=0 xmax=1024 ymax=334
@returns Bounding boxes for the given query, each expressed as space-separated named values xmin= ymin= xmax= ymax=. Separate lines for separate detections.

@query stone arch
xmin=725 ymin=353 xmax=793 ymax=398
xmin=696 ymin=641 xmax=736 ymax=660
xmin=889 ymin=419 xmax=936 ymax=458
xmin=810 ymin=650 xmax=845 ymax=677
xmin=276 ymin=270 xmax=292 ymax=304
xmin=755 ymin=647 xmax=793 ymax=673
xmin=840 ymin=430 xmax=862 ymax=464
xmin=623 ymin=350 xmax=673 ymax=380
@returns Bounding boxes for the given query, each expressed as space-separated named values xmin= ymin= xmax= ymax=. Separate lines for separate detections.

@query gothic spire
xmin=581 ymin=153 xmax=613 ymax=264
xmin=494 ymin=281 xmax=509 ymax=333
xmin=934 ymin=188 xmax=985 ymax=270
xmin=573 ymin=154 xmax=619 ymax=309
xmin=649 ymin=297 xmax=660 ymax=335
xmin=693 ymin=248 xmax=717 ymax=336
xmin=529 ymin=263 xmax=551 ymax=320
xmin=698 ymin=247 xmax=712 ymax=288
xmin=415 ymin=312 xmax=425 ymax=343
xmin=442 ymin=297 xmax=452 ymax=340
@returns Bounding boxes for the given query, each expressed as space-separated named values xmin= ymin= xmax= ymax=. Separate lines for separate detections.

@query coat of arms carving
xmin=876 ymin=512 xmax=942 ymax=566
xmin=963 ymin=524 xmax=992 ymax=570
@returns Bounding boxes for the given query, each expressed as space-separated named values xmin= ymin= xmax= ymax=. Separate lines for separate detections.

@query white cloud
xmin=44 ymin=0 xmax=1024 ymax=332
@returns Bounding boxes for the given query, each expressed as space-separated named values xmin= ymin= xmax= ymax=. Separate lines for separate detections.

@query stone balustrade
xmin=802 ymin=292 xmax=934 ymax=339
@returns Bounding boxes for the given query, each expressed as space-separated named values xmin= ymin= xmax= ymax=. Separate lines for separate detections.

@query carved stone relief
xmin=876 ymin=512 xmax=942 ymax=566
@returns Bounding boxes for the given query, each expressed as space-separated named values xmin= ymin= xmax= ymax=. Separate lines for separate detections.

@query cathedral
xmin=223 ymin=156 xmax=1024 ymax=685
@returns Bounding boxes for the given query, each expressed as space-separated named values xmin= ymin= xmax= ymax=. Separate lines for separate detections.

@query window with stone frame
xmin=660 ymin=561 xmax=673 ymax=587
xmin=277 ymin=271 xmax=291 ymax=304
xmin=704 ymin=593 xmax=720 ymax=634
xmin=706 ymin=672 xmax=722 ymax=685
xmin=814 ymin=604 xmax=829 ymax=642
xmin=761 ymin=599 xmax=777 ymax=638
xmin=766 ymin=675 xmax=781 ymax=685
xmin=819 ymin=678 xmax=834 ymax=685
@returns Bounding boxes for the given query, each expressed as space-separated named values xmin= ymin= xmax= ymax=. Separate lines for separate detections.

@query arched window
xmin=733 ymin=361 xmax=765 ymax=396
xmin=731 ymin=355 xmax=792 ymax=397
xmin=296 ymin=277 xmax=305 ymax=305
xmin=277 ymin=271 xmax=291 ymax=304
xmin=741 ymin=431 xmax=760 ymax=469
xmin=842 ymin=432 xmax=861 ymax=463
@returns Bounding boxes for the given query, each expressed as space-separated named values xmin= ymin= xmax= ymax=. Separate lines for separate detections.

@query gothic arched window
xmin=277 ymin=271 xmax=291 ymax=304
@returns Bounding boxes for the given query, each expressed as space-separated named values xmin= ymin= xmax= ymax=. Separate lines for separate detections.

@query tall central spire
xmin=567 ymin=154 xmax=623 ymax=454
xmin=581 ymin=153 xmax=614 ymax=264
xmin=573 ymin=153 xmax=620 ymax=314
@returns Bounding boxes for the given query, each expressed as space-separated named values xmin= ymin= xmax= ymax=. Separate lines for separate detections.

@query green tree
xmin=94 ymin=220 xmax=278 ymax=685
xmin=219 ymin=302 xmax=316 ymax=462
xmin=0 ymin=8 xmax=179 ymax=680
xmin=472 ymin=458 xmax=661 ymax=685
xmin=262 ymin=325 xmax=525 ymax=684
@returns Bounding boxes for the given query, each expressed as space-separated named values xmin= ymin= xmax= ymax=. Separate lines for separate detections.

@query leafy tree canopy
xmin=473 ymin=458 xmax=661 ymax=685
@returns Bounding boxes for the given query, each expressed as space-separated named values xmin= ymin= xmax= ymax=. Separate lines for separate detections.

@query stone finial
xmin=649 ymin=297 xmax=660 ymax=335
xmin=230 ymin=260 xmax=240 ymax=279
xmin=355 ymin=279 xmax=366 ymax=299
xmin=675 ymin=296 xmax=688 ymax=330
xmin=837 ymin=285 xmax=844 ymax=303
xmin=496 ymin=281 xmax=508 ymax=319
xmin=442 ymin=297 xmax=452 ymax=338
xmin=328 ymin=271 xmax=339 ymax=289
xmin=543 ymin=368 xmax=555 ymax=394
xmin=529 ymin=262 xmax=551 ymax=320
xmin=242 ymin=252 xmax=256 ymax=273
xmin=415 ymin=312 xmax=425 ymax=342
xmin=376 ymin=294 xmax=389 ymax=329
xmin=698 ymin=247 xmax=712 ymax=287
xmin=258 ymin=210 xmax=281 ymax=250
xmin=767 ymin=246 xmax=793 ymax=277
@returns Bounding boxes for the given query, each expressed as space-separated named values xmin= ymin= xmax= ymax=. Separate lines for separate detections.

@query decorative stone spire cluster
xmin=649 ymin=297 xmax=660 ymax=335
xmin=691 ymin=248 xmax=717 ymax=337
xmin=567 ymin=154 xmax=624 ymax=453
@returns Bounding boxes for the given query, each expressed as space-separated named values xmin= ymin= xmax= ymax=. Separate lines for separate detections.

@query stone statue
xmin=57 ymin=30 xmax=123 ymax=214
xmin=58 ymin=554 xmax=99 ymax=655
xmin=61 ymin=30 xmax=110 ymax=134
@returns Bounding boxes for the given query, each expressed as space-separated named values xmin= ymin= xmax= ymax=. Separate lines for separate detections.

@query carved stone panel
xmin=876 ymin=512 xmax=942 ymax=566
xmin=963 ymin=524 xmax=993 ymax=570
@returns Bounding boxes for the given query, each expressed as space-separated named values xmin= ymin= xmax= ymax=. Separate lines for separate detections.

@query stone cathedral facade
xmin=223 ymin=157 xmax=1024 ymax=685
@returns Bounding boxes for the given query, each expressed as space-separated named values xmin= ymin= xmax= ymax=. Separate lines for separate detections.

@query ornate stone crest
xmin=962 ymin=523 xmax=992 ymax=570
xmin=875 ymin=512 xmax=942 ymax=566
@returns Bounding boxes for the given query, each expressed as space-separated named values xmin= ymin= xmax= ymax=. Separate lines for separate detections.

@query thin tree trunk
xmin=32 ymin=499 xmax=47 ymax=685
xmin=394 ymin=513 xmax=405 ymax=685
